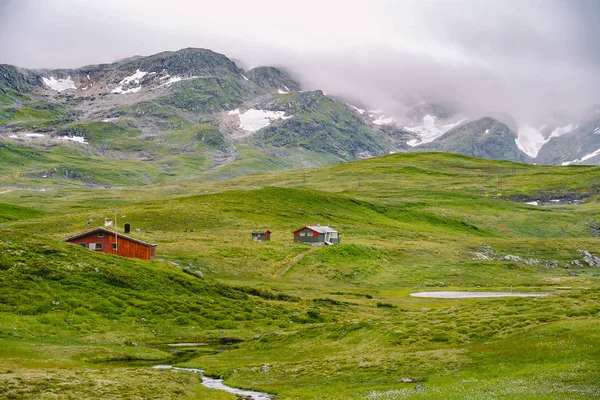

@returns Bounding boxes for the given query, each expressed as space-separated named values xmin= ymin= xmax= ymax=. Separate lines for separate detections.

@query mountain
xmin=1 ymin=48 xmax=391 ymax=185
xmin=1 ymin=47 xmax=599 ymax=189
xmin=535 ymin=109 xmax=600 ymax=165
xmin=250 ymin=90 xmax=389 ymax=159
xmin=419 ymin=117 xmax=530 ymax=162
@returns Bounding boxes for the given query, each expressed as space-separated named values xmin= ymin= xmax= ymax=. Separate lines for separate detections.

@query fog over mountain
xmin=1 ymin=0 xmax=599 ymax=124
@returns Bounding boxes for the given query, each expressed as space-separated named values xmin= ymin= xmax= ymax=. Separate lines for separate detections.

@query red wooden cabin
xmin=63 ymin=227 xmax=157 ymax=260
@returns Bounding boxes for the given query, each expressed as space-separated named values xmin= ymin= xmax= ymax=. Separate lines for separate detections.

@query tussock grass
xmin=0 ymin=152 xmax=599 ymax=398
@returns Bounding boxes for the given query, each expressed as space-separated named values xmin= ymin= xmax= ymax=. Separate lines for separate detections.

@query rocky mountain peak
xmin=246 ymin=66 xmax=302 ymax=93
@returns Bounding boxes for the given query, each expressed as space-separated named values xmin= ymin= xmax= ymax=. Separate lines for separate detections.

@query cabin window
xmin=330 ymin=232 xmax=338 ymax=239
xmin=112 ymin=243 xmax=118 ymax=251
xmin=300 ymin=232 xmax=306 ymax=236
xmin=95 ymin=243 xmax=103 ymax=250
xmin=80 ymin=243 xmax=87 ymax=248
xmin=98 ymin=232 xmax=104 ymax=238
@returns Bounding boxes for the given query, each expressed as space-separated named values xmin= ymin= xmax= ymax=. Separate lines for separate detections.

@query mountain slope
xmin=2 ymin=46 xmax=599 ymax=189
xmin=250 ymin=91 xmax=390 ymax=159
xmin=536 ymin=112 xmax=600 ymax=165
xmin=420 ymin=117 xmax=530 ymax=162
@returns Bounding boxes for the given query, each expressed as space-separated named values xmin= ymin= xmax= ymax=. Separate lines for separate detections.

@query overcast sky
xmin=1 ymin=0 xmax=599 ymax=123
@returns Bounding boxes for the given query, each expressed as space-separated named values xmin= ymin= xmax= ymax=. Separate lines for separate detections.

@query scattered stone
xmin=414 ymin=385 xmax=425 ymax=391
xmin=51 ymin=301 xmax=60 ymax=306
xmin=438 ymin=282 xmax=447 ymax=287
xmin=262 ymin=364 xmax=270 ymax=373
xmin=578 ymin=250 xmax=600 ymax=267
xmin=569 ymin=272 xmax=579 ymax=276
xmin=65 ymin=319 xmax=73 ymax=325
xmin=584 ymin=220 xmax=600 ymax=237
xmin=544 ymin=261 xmax=559 ymax=268
xmin=420 ymin=308 xmax=431 ymax=312
xmin=398 ymin=378 xmax=414 ymax=383
xmin=472 ymin=252 xmax=491 ymax=260
xmin=500 ymin=255 xmax=540 ymax=265
xmin=562 ymin=264 xmax=570 ymax=269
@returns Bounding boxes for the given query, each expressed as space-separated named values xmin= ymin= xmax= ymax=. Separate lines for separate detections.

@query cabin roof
xmin=63 ymin=227 xmax=157 ymax=247
xmin=294 ymin=225 xmax=338 ymax=234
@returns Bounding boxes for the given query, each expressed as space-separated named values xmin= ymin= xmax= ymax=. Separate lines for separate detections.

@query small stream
xmin=153 ymin=365 xmax=272 ymax=400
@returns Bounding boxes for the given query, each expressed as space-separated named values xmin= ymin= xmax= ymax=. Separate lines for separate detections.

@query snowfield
xmin=112 ymin=69 xmax=148 ymax=94
xmin=348 ymin=104 xmax=366 ymax=115
xmin=42 ymin=76 xmax=76 ymax=92
xmin=516 ymin=124 xmax=576 ymax=158
xmin=373 ymin=115 xmax=396 ymax=125
xmin=156 ymin=74 xmax=201 ymax=88
xmin=562 ymin=147 xmax=600 ymax=166
xmin=59 ymin=136 xmax=88 ymax=144
xmin=228 ymin=109 xmax=292 ymax=132
xmin=406 ymin=115 xmax=465 ymax=146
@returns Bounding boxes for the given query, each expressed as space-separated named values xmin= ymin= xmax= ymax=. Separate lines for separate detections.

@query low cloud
xmin=1 ymin=0 xmax=598 ymax=124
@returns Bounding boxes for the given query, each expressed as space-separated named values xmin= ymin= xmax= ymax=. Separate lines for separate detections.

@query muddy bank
xmin=509 ymin=191 xmax=596 ymax=206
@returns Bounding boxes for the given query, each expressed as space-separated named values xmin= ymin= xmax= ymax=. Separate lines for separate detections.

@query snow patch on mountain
xmin=155 ymin=75 xmax=200 ymax=88
xmin=347 ymin=105 xmax=366 ymax=115
xmin=562 ymin=148 xmax=600 ymax=165
xmin=373 ymin=115 xmax=396 ymax=125
xmin=405 ymin=115 xmax=465 ymax=146
xmin=42 ymin=76 xmax=76 ymax=92
xmin=551 ymin=124 xmax=576 ymax=137
xmin=59 ymin=136 xmax=88 ymax=144
xmin=112 ymin=69 xmax=147 ymax=94
xmin=367 ymin=110 xmax=395 ymax=125
xmin=228 ymin=109 xmax=292 ymax=132
xmin=516 ymin=124 xmax=576 ymax=158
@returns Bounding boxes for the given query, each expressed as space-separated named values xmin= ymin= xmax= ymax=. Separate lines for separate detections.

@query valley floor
xmin=1 ymin=153 xmax=599 ymax=399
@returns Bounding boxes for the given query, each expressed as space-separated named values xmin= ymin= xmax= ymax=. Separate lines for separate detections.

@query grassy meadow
xmin=0 ymin=152 xmax=599 ymax=399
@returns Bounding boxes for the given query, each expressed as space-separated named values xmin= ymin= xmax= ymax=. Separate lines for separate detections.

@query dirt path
xmin=277 ymin=247 xmax=317 ymax=277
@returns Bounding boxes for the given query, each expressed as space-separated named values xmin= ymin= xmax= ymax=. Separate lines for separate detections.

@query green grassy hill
xmin=1 ymin=152 xmax=599 ymax=399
